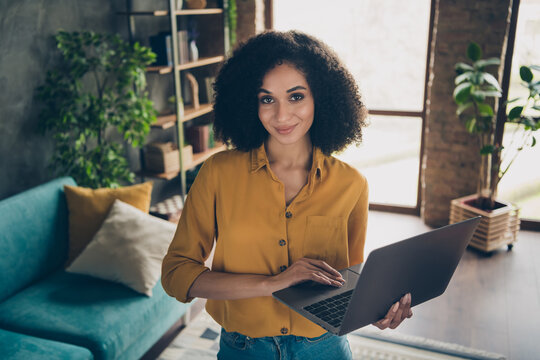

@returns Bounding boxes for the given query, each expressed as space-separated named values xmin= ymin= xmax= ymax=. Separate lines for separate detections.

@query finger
xmin=377 ymin=300 xmax=401 ymax=328
xmin=390 ymin=294 xmax=411 ymax=328
xmin=390 ymin=306 xmax=405 ymax=329
xmin=380 ymin=301 xmax=399 ymax=325
xmin=310 ymin=272 xmax=342 ymax=287
xmin=403 ymin=293 xmax=412 ymax=319
xmin=304 ymin=263 xmax=344 ymax=284
xmin=372 ymin=321 xmax=387 ymax=330
xmin=304 ymin=258 xmax=343 ymax=279
xmin=311 ymin=273 xmax=332 ymax=285
xmin=373 ymin=318 xmax=390 ymax=330
xmin=398 ymin=293 xmax=412 ymax=320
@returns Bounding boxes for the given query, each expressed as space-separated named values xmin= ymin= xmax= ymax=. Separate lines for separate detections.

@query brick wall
xmin=422 ymin=0 xmax=513 ymax=227
xmin=235 ymin=0 xmax=266 ymax=47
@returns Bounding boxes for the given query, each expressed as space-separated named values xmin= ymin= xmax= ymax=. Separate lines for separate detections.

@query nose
xmin=276 ymin=102 xmax=293 ymax=123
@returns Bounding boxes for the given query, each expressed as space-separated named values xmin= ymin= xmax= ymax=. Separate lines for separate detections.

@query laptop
xmin=272 ymin=216 xmax=481 ymax=335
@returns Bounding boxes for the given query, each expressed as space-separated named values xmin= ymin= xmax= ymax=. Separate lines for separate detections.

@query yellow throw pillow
xmin=64 ymin=182 xmax=153 ymax=266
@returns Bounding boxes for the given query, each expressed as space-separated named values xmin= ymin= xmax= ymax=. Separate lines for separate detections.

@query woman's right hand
xmin=268 ymin=258 xmax=345 ymax=293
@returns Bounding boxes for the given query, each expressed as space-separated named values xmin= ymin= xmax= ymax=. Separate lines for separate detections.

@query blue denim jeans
xmin=217 ymin=328 xmax=352 ymax=360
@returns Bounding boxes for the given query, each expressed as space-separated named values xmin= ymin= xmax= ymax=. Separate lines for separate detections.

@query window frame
xmin=267 ymin=0 xmax=539 ymax=230
xmin=267 ymin=0 xmax=435 ymax=216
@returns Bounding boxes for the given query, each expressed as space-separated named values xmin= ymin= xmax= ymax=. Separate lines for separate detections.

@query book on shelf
xmin=148 ymin=31 xmax=190 ymax=67
xmin=149 ymin=32 xmax=172 ymax=67
xmin=178 ymin=30 xmax=190 ymax=64
xmin=186 ymin=125 xmax=210 ymax=153
xmin=181 ymin=72 xmax=193 ymax=104
xmin=201 ymin=76 xmax=215 ymax=103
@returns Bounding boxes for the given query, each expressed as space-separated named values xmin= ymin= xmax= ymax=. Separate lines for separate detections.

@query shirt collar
xmin=250 ymin=143 xmax=324 ymax=181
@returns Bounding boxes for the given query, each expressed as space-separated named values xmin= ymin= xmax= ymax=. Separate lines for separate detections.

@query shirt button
xmin=279 ymin=239 xmax=286 ymax=246
xmin=281 ymin=327 xmax=288 ymax=335
xmin=285 ymin=211 xmax=293 ymax=219
xmin=279 ymin=265 xmax=287 ymax=272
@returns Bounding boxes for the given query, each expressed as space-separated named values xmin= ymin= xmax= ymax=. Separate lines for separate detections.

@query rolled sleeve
xmin=161 ymin=157 xmax=216 ymax=303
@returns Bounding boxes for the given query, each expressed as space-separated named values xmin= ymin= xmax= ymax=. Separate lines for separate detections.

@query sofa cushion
xmin=0 ymin=177 xmax=76 ymax=302
xmin=0 ymin=271 xmax=190 ymax=360
xmin=67 ymin=200 xmax=177 ymax=296
xmin=64 ymin=182 xmax=153 ymax=265
xmin=0 ymin=328 xmax=93 ymax=360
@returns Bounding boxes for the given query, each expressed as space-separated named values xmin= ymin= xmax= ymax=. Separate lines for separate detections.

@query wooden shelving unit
xmin=118 ymin=9 xmax=224 ymax=16
xmin=121 ymin=0 xmax=230 ymax=198
xmin=137 ymin=169 xmax=180 ymax=180
xmin=152 ymin=114 xmax=177 ymax=129
xmin=183 ymin=103 xmax=214 ymax=122
xmin=138 ymin=144 xmax=227 ymax=180
xmin=189 ymin=144 xmax=227 ymax=168
xmin=152 ymin=104 xmax=214 ymax=129
xmin=146 ymin=55 xmax=225 ymax=73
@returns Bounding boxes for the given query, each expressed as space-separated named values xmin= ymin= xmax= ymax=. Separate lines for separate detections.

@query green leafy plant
xmin=453 ymin=42 xmax=540 ymax=210
xmin=37 ymin=30 xmax=157 ymax=188
xmin=228 ymin=0 xmax=237 ymax=47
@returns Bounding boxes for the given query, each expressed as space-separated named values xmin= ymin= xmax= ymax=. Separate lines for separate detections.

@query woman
xmin=162 ymin=30 xmax=412 ymax=359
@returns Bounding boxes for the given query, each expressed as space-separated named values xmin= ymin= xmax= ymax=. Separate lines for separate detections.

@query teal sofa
xmin=0 ymin=177 xmax=191 ymax=360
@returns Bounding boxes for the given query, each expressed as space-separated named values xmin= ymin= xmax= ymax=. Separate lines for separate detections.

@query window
xmin=273 ymin=0 xmax=432 ymax=209
xmin=498 ymin=0 xmax=540 ymax=222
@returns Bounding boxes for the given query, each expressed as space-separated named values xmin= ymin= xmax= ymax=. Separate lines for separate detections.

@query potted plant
xmin=37 ymin=30 xmax=157 ymax=188
xmin=451 ymin=42 xmax=539 ymax=252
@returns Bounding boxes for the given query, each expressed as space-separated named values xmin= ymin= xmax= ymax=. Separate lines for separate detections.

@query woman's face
xmin=257 ymin=63 xmax=314 ymax=147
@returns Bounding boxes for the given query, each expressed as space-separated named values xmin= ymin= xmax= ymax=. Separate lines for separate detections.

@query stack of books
xmin=149 ymin=31 xmax=191 ymax=66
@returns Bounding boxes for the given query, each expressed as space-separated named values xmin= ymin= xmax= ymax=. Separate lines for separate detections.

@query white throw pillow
xmin=67 ymin=199 xmax=177 ymax=296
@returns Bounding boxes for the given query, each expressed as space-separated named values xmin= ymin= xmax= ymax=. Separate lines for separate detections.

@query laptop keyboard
xmin=303 ymin=290 xmax=353 ymax=328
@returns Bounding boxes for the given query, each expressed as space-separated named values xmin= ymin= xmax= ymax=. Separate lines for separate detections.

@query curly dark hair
xmin=213 ymin=30 xmax=368 ymax=155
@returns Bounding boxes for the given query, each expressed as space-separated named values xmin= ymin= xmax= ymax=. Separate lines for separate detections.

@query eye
xmin=259 ymin=96 xmax=274 ymax=104
xmin=290 ymin=93 xmax=305 ymax=102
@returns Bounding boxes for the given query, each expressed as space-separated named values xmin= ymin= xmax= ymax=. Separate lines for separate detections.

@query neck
xmin=265 ymin=136 xmax=313 ymax=170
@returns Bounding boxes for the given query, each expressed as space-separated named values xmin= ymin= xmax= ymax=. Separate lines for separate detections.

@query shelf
xmin=146 ymin=56 xmax=224 ymax=74
xmin=146 ymin=66 xmax=174 ymax=74
xmin=186 ymin=144 xmax=227 ymax=169
xmin=138 ymin=145 xmax=226 ymax=179
xmin=138 ymin=169 xmax=180 ymax=180
xmin=152 ymin=114 xmax=177 ymax=129
xmin=184 ymin=103 xmax=214 ymax=122
xmin=178 ymin=56 xmax=224 ymax=70
xmin=151 ymin=104 xmax=214 ymax=129
xmin=176 ymin=9 xmax=223 ymax=15
xmin=118 ymin=9 xmax=223 ymax=16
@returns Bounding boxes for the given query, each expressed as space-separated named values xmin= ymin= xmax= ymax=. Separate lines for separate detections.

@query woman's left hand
xmin=372 ymin=293 xmax=413 ymax=330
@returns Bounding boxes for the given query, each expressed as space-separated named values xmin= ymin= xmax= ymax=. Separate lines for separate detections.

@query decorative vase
xmin=449 ymin=194 xmax=520 ymax=253
xmin=189 ymin=40 xmax=199 ymax=62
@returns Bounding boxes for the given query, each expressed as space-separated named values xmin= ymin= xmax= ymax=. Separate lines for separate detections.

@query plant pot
xmin=450 ymin=194 xmax=520 ymax=253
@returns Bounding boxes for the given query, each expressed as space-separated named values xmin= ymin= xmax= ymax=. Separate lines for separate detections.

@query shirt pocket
xmin=303 ymin=216 xmax=348 ymax=270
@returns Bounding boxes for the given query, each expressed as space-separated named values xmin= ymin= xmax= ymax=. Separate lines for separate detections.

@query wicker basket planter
xmin=449 ymin=194 xmax=520 ymax=253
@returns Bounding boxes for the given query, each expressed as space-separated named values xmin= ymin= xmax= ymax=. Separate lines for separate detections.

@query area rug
xmin=157 ymin=310 xmax=506 ymax=360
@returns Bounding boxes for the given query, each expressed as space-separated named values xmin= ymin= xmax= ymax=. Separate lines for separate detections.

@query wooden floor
xmin=365 ymin=211 xmax=540 ymax=359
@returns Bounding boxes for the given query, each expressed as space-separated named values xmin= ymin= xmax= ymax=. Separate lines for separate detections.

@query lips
xmin=275 ymin=124 xmax=297 ymax=135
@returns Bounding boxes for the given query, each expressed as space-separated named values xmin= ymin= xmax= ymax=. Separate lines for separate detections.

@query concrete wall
xmin=0 ymin=0 xmax=259 ymax=203
xmin=0 ymin=0 xmax=194 ymax=203
xmin=421 ymin=0 xmax=513 ymax=227
xmin=0 ymin=0 xmax=124 ymax=200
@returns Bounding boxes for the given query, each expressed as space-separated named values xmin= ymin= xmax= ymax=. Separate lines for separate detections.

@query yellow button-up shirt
xmin=161 ymin=144 xmax=369 ymax=338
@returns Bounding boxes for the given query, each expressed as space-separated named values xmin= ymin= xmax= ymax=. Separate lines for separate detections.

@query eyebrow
xmin=257 ymin=86 xmax=307 ymax=94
